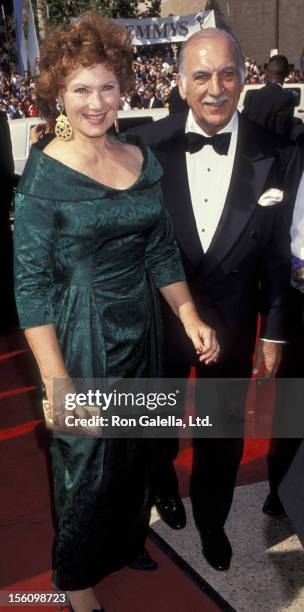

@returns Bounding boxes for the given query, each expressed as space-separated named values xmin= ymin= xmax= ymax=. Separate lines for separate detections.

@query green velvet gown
xmin=14 ymin=134 xmax=185 ymax=590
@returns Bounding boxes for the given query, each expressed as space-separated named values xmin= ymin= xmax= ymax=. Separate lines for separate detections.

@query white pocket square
xmin=258 ymin=188 xmax=284 ymax=207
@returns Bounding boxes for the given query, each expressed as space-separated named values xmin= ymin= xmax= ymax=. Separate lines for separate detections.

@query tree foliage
xmin=141 ymin=0 xmax=161 ymax=18
xmin=41 ymin=0 xmax=160 ymax=28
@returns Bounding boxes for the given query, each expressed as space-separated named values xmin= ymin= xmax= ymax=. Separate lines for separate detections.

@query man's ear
xmin=177 ymin=74 xmax=187 ymax=101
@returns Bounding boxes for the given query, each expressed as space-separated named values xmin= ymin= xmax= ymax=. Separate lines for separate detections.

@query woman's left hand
xmin=159 ymin=283 xmax=220 ymax=364
xmin=185 ymin=321 xmax=220 ymax=365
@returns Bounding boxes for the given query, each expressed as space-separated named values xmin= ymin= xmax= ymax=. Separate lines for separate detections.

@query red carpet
xmin=0 ymin=329 xmax=270 ymax=611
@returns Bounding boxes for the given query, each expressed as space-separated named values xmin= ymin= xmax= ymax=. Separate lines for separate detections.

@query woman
xmin=14 ymin=13 xmax=219 ymax=612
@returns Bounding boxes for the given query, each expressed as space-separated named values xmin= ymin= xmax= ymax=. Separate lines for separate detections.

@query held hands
xmin=252 ymin=339 xmax=282 ymax=380
xmin=160 ymin=285 xmax=219 ymax=363
xmin=184 ymin=319 xmax=220 ymax=365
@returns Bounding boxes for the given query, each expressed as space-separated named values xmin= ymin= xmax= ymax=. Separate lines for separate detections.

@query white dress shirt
xmin=185 ymin=109 xmax=238 ymax=252
xmin=291 ymin=170 xmax=304 ymax=261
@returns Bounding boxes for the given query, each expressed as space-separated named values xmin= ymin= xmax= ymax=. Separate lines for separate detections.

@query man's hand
xmin=252 ymin=339 xmax=282 ymax=379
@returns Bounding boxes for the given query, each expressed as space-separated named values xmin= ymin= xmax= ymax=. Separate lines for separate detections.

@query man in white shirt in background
xmin=263 ymin=126 xmax=304 ymax=520
xmin=130 ymin=28 xmax=291 ymax=571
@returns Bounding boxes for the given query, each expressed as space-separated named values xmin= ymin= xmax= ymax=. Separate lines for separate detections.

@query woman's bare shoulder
xmin=42 ymin=137 xmax=67 ymax=160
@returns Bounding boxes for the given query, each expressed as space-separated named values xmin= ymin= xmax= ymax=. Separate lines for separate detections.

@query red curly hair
xmin=36 ymin=12 xmax=134 ymax=128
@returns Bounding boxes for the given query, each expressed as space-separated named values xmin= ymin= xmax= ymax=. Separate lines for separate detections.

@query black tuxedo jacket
xmin=142 ymin=96 xmax=162 ymax=109
xmin=243 ymin=82 xmax=296 ymax=138
xmin=130 ymin=112 xmax=291 ymax=368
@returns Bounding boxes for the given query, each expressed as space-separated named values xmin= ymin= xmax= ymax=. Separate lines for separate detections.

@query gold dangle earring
xmin=55 ymin=100 xmax=73 ymax=141
xmin=114 ymin=115 xmax=119 ymax=134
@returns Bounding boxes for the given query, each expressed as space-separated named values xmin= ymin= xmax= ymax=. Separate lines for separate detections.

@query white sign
xmin=117 ymin=10 xmax=216 ymax=45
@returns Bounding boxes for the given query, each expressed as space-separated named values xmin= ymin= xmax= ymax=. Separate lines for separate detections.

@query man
xmin=263 ymin=121 xmax=304 ymax=518
xmin=129 ymin=90 xmax=142 ymax=109
xmin=243 ymin=54 xmax=297 ymax=138
xmin=262 ymin=47 xmax=304 ymax=518
xmin=130 ymin=28 xmax=291 ymax=571
xmin=142 ymin=86 xmax=162 ymax=109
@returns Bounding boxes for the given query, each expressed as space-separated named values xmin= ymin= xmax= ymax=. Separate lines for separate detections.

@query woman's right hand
xmin=23 ymin=325 xmax=82 ymax=430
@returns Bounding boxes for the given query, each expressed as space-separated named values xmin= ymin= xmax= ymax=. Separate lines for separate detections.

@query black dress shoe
xmin=200 ymin=528 xmax=232 ymax=571
xmin=155 ymin=495 xmax=186 ymax=529
xmin=128 ymin=548 xmax=158 ymax=571
xmin=262 ymin=493 xmax=285 ymax=516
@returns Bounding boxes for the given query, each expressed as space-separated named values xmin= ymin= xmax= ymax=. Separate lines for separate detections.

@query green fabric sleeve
xmin=14 ymin=192 xmax=57 ymax=328
xmin=145 ymin=196 xmax=185 ymax=288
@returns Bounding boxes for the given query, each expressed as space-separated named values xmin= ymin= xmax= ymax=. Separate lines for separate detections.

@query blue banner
xmin=13 ymin=0 xmax=26 ymax=73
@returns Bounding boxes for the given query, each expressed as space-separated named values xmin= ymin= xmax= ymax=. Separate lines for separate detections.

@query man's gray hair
xmin=178 ymin=28 xmax=246 ymax=85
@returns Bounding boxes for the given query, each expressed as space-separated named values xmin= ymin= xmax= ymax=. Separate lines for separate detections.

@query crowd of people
xmin=121 ymin=45 xmax=178 ymax=109
xmin=0 ymin=46 xmax=39 ymax=118
xmin=244 ymin=55 xmax=302 ymax=83
xmin=1 ymin=40 xmax=303 ymax=119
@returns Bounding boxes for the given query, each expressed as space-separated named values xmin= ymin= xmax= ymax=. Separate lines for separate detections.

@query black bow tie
xmin=185 ymin=131 xmax=231 ymax=156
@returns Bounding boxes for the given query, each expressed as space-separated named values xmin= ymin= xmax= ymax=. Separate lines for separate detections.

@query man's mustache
xmin=202 ymin=95 xmax=229 ymax=105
